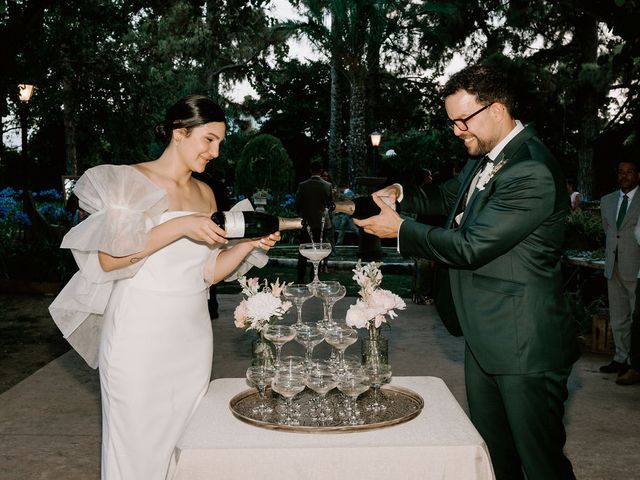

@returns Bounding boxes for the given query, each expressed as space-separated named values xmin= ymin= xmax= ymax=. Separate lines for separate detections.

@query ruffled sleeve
xmin=49 ymin=165 xmax=168 ymax=368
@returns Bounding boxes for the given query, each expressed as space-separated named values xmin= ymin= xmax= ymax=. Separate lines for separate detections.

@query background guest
xmin=618 ymin=217 xmax=640 ymax=385
xmin=600 ymin=159 xmax=640 ymax=376
xmin=566 ymin=177 xmax=582 ymax=212
xmin=333 ymin=184 xmax=360 ymax=245
xmin=295 ymin=159 xmax=334 ymax=283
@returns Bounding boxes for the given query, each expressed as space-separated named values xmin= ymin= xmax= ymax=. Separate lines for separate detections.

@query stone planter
xmin=252 ymin=194 xmax=268 ymax=212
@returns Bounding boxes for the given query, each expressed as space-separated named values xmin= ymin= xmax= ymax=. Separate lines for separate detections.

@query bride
xmin=50 ymin=95 xmax=279 ymax=479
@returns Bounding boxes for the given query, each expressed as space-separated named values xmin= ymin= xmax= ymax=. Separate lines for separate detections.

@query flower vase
xmin=361 ymin=327 xmax=388 ymax=367
xmin=252 ymin=331 xmax=275 ymax=368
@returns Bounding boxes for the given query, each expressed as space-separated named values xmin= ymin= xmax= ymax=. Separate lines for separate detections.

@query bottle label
xmin=379 ymin=195 xmax=396 ymax=210
xmin=223 ymin=212 xmax=245 ymax=238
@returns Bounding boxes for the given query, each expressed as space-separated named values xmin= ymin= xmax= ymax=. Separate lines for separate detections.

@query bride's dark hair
xmin=154 ymin=95 xmax=226 ymax=146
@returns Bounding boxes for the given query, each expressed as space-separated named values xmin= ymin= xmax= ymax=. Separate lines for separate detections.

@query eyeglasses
xmin=447 ymin=103 xmax=493 ymax=131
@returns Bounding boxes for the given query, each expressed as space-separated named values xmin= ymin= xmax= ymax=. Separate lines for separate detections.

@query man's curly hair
xmin=442 ymin=65 xmax=516 ymax=115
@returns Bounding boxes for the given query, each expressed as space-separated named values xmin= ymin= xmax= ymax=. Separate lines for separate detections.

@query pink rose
xmin=233 ymin=300 xmax=247 ymax=329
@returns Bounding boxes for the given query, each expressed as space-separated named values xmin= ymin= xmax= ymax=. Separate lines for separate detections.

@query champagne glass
xmin=364 ymin=364 xmax=392 ymax=413
xmin=263 ymin=325 xmax=297 ymax=369
xmin=292 ymin=323 xmax=324 ymax=366
xmin=271 ymin=370 xmax=306 ymax=426
xmin=283 ymin=284 xmax=314 ymax=326
xmin=246 ymin=365 xmax=276 ymax=415
xmin=337 ymin=370 xmax=370 ymax=425
xmin=324 ymin=326 xmax=358 ymax=375
xmin=315 ymin=281 xmax=346 ymax=328
xmin=299 ymin=242 xmax=332 ymax=290
xmin=309 ymin=359 xmax=335 ymax=374
xmin=278 ymin=355 xmax=306 ymax=374
xmin=305 ymin=367 xmax=338 ymax=423
xmin=343 ymin=355 xmax=363 ymax=372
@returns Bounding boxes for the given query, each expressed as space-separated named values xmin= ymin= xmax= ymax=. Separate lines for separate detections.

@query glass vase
xmin=252 ymin=331 xmax=275 ymax=368
xmin=361 ymin=328 xmax=388 ymax=367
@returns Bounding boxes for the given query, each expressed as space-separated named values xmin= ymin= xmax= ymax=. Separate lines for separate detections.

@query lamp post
xmin=370 ymin=130 xmax=382 ymax=176
xmin=18 ymin=84 xmax=35 ymax=191
xmin=354 ymin=130 xmax=385 ymax=261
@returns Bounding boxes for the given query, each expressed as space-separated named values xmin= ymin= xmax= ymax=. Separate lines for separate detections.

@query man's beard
xmin=463 ymin=134 xmax=495 ymax=157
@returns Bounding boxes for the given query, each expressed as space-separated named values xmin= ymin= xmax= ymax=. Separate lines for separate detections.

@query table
xmin=169 ymin=376 xmax=495 ymax=480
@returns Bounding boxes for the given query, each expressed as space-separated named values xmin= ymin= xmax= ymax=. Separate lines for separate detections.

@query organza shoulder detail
xmin=62 ymin=164 xmax=169 ymax=258
xmin=50 ymin=164 xmax=169 ymax=368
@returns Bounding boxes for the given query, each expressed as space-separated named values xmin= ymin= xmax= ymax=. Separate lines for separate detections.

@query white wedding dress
xmin=49 ymin=165 xmax=268 ymax=480
xmin=99 ymin=211 xmax=213 ymax=479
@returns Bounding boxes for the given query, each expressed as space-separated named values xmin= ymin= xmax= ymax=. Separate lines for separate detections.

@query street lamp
xmin=370 ymin=130 xmax=382 ymax=176
xmin=17 ymin=84 xmax=35 ymax=193
xmin=18 ymin=84 xmax=35 ymax=103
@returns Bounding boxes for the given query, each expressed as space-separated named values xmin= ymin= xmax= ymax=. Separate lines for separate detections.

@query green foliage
xmin=216 ymin=126 xmax=253 ymax=185
xmin=1 ymin=0 xmax=276 ymax=187
xmin=235 ymin=134 xmax=294 ymax=198
xmin=378 ymin=127 xmax=466 ymax=181
xmin=0 ymin=188 xmax=75 ymax=282
xmin=564 ymin=291 xmax=606 ymax=336
xmin=262 ymin=193 xmax=298 ymax=244
xmin=246 ymin=59 xmax=331 ymax=182
xmin=564 ymin=210 xmax=605 ymax=251
xmin=3 ymin=0 xmax=640 ymax=206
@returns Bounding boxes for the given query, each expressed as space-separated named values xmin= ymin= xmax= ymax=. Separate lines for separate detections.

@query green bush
xmin=263 ymin=192 xmax=299 ymax=244
xmin=235 ymin=134 xmax=293 ymax=199
xmin=564 ymin=209 xmax=605 ymax=252
xmin=0 ymin=187 xmax=75 ymax=282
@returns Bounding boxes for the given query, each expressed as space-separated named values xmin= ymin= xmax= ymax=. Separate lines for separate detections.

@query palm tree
xmin=290 ymin=0 xmax=393 ymax=186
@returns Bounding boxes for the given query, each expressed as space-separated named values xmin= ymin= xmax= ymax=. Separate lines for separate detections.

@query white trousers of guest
xmin=607 ymin=262 xmax=636 ymax=364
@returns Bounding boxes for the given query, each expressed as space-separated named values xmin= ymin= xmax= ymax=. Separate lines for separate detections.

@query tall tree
xmin=204 ymin=0 xmax=283 ymax=101
xmin=472 ymin=0 xmax=638 ymax=198
xmin=245 ymin=59 xmax=331 ymax=182
xmin=290 ymin=0 xmax=481 ymax=186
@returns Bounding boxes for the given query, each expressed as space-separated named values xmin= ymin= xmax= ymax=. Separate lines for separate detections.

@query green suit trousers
xmin=465 ymin=344 xmax=576 ymax=480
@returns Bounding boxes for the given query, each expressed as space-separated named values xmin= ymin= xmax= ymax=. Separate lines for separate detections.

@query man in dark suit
xmin=356 ymin=65 xmax=579 ymax=480
xmin=295 ymin=160 xmax=334 ymax=283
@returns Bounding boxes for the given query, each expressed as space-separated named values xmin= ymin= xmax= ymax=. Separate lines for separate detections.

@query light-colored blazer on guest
xmin=601 ymin=189 xmax=640 ymax=281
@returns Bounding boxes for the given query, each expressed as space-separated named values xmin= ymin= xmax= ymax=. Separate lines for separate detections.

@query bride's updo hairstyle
xmin=154 ymin=95 xmax=226 ymax=146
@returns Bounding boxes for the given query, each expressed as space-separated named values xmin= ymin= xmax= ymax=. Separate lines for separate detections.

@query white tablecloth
xmin=170 ymin=376 xmax=495 ymax=480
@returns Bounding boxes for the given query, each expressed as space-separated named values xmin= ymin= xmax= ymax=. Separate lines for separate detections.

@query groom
xmin=356 ymin=65 xmax=579 ymax=480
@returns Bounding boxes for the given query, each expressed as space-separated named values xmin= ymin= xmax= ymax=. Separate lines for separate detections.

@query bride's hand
xmin=180 ymin=213 xmax=228 ymax=245
xmin=249 ymin=232 xmax=281 ymax=251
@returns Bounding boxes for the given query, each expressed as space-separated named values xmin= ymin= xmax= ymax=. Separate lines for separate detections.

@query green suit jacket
xmin=399 ymin=125 xmax=580 ymax=375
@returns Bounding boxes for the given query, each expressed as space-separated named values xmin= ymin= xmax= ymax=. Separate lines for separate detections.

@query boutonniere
xmin=476 ymin=158 xmax=508 ymax=191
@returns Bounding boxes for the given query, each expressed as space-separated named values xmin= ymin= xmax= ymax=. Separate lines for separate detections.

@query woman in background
xmin=566 ymin=177 xmax=582 ymax=211
xmin=50 ymin=95 xmax=279 ymax=479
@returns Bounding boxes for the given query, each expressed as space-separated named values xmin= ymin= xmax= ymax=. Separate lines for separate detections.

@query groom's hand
xmin=354 ymin=194 xmax=403 ymax=239
xmin=373 ymin=183 xmax=402 ymax=203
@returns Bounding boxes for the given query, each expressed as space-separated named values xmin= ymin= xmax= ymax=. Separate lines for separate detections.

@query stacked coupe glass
xmin=244 ymin=276 xmax=393 ymax=427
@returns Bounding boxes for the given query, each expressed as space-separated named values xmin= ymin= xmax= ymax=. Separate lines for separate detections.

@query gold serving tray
xmin=229 ymin=385 xmax=424 ymax=433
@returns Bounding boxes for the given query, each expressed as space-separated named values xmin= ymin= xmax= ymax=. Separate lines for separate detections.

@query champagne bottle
xmin=329 ymin=195 xmax=396 ymax=220
xmin=211 ymin=211 xmax=303 ymax=238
